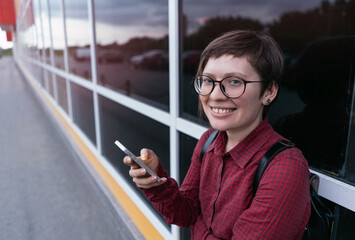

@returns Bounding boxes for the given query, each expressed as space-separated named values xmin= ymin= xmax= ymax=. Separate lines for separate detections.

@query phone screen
xmin=114 ymin=140 xmax=162 ymax=183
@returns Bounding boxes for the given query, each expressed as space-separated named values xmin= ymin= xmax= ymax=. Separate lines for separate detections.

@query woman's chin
xmin=209 ymin=122 xmax=229 ymax=132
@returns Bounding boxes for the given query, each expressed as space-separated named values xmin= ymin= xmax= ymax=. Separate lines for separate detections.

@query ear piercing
xmin=265 ymin=99 xmax=272 ymax=105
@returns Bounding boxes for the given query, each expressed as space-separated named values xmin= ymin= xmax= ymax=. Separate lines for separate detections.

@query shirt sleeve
xmin=232 ymin=148 xmax=311 ymax=240
xmin=142 ymin=129 xmax=214 ymax=227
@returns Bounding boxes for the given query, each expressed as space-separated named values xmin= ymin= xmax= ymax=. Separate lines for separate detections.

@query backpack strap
xmin=200 ymin=130 xmax=219 ymax=162
xmin=253 ymin=140 xmax=295 ymax=195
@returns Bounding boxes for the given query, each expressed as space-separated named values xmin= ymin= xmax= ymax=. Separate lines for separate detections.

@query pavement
xmin=0 ymin=56 xmax=141 ymax=240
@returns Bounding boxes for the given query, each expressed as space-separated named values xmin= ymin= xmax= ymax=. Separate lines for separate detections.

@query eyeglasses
xmin=193 ymin=75 xmax=266 ymax=99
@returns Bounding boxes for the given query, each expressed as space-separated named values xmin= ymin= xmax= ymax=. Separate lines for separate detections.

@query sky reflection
xmin=34 ymin=0 xmax=337 ymax=47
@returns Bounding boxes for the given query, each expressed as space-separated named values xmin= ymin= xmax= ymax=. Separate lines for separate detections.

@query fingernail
xmin=140 ymin=169 xmax=146 ymax=174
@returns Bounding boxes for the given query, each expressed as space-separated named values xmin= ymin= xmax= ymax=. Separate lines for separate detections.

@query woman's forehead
xmin=203 ymin=55 xmax=259 ymax=78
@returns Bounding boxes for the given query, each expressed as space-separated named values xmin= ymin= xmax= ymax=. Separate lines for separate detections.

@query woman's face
xmin=200 ymin=54 xmax=276 ymax=138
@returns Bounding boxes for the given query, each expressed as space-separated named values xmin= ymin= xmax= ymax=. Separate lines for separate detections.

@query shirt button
xmin=222 ymin=153 xmax=230 ymax=160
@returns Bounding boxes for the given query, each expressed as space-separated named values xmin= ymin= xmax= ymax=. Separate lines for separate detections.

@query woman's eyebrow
xmin=223 ymin=72 xmax=248 ymax=78
xmin=202 ymin=72 xmax=247 ymax=77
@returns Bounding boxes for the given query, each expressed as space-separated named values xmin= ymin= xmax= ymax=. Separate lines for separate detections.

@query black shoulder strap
xmin=200 ymin=130 xmax=219 ymax=162
xmin=253 ymin=140 xmax=295 ymax=195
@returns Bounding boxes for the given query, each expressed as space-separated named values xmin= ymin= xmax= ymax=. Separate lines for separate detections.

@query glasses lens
xmin=222 ymin=77 xmax=244 ymax=98
xmin=195 ymin=76 xmax=213 ymax=95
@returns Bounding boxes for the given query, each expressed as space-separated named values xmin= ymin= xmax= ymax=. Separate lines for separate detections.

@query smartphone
xmin=114 ymin=140 xmax=162 ymax=183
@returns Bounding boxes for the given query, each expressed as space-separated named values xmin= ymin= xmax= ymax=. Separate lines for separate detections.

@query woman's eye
xmin=229 ymin=79 xmax=242 ymax=85
xmin=203 ymin=78 xmax=213 ymax=84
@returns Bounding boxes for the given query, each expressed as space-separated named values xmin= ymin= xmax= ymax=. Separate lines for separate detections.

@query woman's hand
xmin=123 ymin=148 xmax=167 ymax=189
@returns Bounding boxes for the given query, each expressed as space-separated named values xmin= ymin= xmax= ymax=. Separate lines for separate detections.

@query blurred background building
xmin=3 ymin=0 xmax=355 ymax=239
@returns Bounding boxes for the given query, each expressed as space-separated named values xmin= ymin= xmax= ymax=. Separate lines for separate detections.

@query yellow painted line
xmin=31 ymin=82 xmax=164 ymax=240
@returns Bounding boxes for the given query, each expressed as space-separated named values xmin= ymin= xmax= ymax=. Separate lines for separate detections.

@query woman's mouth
xmin=211 ymin=107 xmax=236 ymax=114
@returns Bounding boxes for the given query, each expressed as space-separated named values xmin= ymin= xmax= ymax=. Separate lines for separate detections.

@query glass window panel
xmin=99 ymin=95 xmax=170 ymax=226
xmin=344 ymin=74 xmax=355 ymax=184
xmin=28 ymin=3 xmax=39 ymax=60
xmin=333 ymin=205 xmax=355 ymax=239
xmin=49 ymin=0 xmax=65 ymax=70
xmin=178 ymin=132 xmax=198 ymax=240
xmin=94 ymin=0 xmax=169 ymax=111
xmin=56 ymin=75 xmax=68 ymax=114
xmin=64 ymin=0 xmax=92 ymax=81
xmin=270 ymin=28 xmax=355 ymax=184
xmin=33 ymin=0 xmax=44 ymax=62
xmin=179 ymin=132 xmax=197 ymax=183
xmin=21 ymin=3 xmax=36 ymax=60
xmin=181 ymin=0 xmax=355 ymax=184
xmin=46 ymin=70 xmax=54 ymax=97
xmin=30 ymin=63 xmax=44 ymax=87
xmin=70 ymin=82 xmax=96 ymax=145
xmin=39 ymin=0 xmax=51 ymax=64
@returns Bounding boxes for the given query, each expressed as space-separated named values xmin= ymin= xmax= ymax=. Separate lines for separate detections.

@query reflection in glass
xmin=99 ymin=95 xmax=170 ymax=226
xmin=70 ymin=82 xmax=96 ymax=145
xmin=19 ymin=1 xmax=38 ymax=60
xmin=272 ymin=37 xmax=355 ymax=181
xmin=178 ymin=132 xmax=199 ymax=239
xmin=333 ymin=205 xmax=355 ymax=239
xmin=39 ymin=0 xmax=51 ymax=64
xmin=48 ymin=0 xmax=65 ymax=70
xmin=181 ymin=0 xmax=355 ymax=184
xmin=31 ymin=63 xmax=44 ymax=87
xmin=64 ymin=0 xmax=92 ymax=80
xmin=346 ymin=84 xmax=355 ymax=183
xmin=179 ymin=132 xmax=197 ymax=183
xmin=94 ymin=0 xmax=169 ymax=111
xmin=56 ymin=75 xmax=68 ymax=114
xmin=33 ymin=0 xmax=44 ymax=62
xmin=46 ymin=70 xmax=54 ymax=97
xmin=179 ymin=132 xmax=201 ymax=239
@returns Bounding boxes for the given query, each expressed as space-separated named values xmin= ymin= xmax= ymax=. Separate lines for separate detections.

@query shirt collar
xmin=206 ymin=118 xmax=273 ymax=168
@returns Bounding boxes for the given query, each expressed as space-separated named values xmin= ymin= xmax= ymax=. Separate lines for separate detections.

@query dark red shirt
xmin=144 ymin=119 xmax=310 ymax=239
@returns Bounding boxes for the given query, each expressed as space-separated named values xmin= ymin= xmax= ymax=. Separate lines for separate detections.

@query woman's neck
xmin=224 ymin=118 xmax=263 ymax=152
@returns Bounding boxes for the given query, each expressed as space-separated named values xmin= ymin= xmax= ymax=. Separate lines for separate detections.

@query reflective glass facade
xmin=15 ymin=0 xmax=355 ymax=239
xmin=48 ymin=0 xmax=65 ymax=70
xmin=65 ymin=0 xmax=92 ymax=80
xmin=181 ymin=0 xmax=355 ymax=183
xmin=94 ymin=0 xmax=169 ymax=110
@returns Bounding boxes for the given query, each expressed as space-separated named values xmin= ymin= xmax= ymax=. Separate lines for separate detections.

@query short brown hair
xmin=196 ymin=30 xmax=284 ymax=117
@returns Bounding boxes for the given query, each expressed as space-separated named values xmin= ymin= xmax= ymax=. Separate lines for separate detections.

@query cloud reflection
xmin=46 ymin=0 xmax=337 ymax=46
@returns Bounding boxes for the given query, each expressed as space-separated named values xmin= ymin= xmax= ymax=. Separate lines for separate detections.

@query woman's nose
xmin=209 ymin=83 xmax=227 ymax=99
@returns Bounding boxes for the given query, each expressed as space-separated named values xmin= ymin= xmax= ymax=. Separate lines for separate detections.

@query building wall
xmin=14 ymin=0 xmax=355 ymax=239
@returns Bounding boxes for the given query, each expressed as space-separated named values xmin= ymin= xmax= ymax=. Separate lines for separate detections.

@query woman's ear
xmin=262 ymin=82 xmax=279 ymax=105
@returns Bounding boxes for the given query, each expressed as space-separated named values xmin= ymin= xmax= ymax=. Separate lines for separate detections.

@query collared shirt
xmin=144 ymin=119 xmax=310 ymax=239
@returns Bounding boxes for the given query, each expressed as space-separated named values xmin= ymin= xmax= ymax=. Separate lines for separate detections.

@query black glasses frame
xmin=193 ymin=75 xmax=266 ymax=99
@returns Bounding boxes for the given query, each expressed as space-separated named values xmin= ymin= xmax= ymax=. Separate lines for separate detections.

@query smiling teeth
xmin=212 ymin=108 xmax=234 ymax=114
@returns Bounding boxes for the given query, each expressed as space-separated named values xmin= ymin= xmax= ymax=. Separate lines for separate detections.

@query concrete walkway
xmin=0 ymin=56 xmax=139 ymax=240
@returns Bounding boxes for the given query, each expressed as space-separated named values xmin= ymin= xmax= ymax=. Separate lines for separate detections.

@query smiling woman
xmin=13 ymin=0 xmax=355 ymax=239
xmin=122 ymin=30 xmax=310 ymax=240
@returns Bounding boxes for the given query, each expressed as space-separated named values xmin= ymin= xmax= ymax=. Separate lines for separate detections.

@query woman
xmin=124 ymin=30 xmax=310 ymax=239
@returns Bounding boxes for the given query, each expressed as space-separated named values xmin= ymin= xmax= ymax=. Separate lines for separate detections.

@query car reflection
xmin=182 ymin=50 xmax=201 ymax=73
xmin=98 ymin=50 xmax=124 ymax=64
xmin=130 ymin=49 xmax=169 ymax=70
xmin=73 ymin=47 xmax=91 ymax=62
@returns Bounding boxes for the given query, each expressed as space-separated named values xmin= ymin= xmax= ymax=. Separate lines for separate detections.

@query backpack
xmin=200 ymin=130 xmax=334 ymax=240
